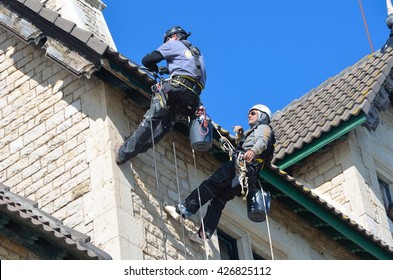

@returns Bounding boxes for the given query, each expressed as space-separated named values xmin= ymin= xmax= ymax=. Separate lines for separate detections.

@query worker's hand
xmin=147 ymin=65 xmax=158 ymax=73
xmin=244 ymin=150 xmax=255 ymax=163
xmin=158 ymin=66 xmax=169 ymax=75
xmin=233 ymin=125 xmax=243 ymax=134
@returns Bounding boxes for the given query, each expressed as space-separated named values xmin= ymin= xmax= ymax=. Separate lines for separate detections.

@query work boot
xmin=164 ymin=205 xmax=182 ymax=221
xmin=188 ymin=230 xmax=209 ymax=246
xmin=114 ymin=142 xmax=125 ymax=165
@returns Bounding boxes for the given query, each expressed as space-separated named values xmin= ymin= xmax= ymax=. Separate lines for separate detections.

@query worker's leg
xmin=198 ymin=165 xmax=259 ymax=238
xmin=183 ymin=160 xmax=236 ymax=215
xmin=116 ymin=92 xmax=170 ymax=164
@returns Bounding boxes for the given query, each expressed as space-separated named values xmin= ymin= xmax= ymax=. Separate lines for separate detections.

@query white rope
xmin=170 ymin=128 xmax=188 ymax=259
xmin=235 ymin=154 xmax=249 ymax=199
xmin=189 ymin=116 xmax=210 ymax=260
xmin=257 ymin=180 xmax=275 ymax=260
xmin=149 ymin=106 xmax=168 ymax=260
xmin=213 ymin=125 xmax=248 ymax=199
xmin=214 ymin=122 xmax=273 ymax=259
xmin=213 ymin=123 xmax=236 ymax=156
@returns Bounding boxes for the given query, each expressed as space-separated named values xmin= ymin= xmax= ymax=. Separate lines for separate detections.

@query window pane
xmin=217 ymin=229 xmax=239 ymax=260
xmin=378 ymin=178 xmax=392 ymax=207
xmin=378 ymin=178 xmax=393 ymax=232
xmin=252 ymin=251 xmax=265 ymax=260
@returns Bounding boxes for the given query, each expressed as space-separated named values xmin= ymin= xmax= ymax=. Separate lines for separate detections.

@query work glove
xmin=158 ymin=66 xmax=169 ymax=75
xmin=145 ymin=65 xmax=158 ymax=73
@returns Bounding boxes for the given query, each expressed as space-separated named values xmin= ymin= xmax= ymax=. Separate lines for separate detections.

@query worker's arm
xmin=142 ymin=50 xmax=164 ymax=72
xmin=233 ymin=125 xmax=245 ymax=145
xmin=246 ymin=125 xmax=272 ymax=162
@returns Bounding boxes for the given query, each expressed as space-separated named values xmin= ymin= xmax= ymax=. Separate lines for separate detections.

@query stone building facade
xmin=291 ymin=108 xmax=393 ymax=246
xmin=0 ymin=235 xmax=39 ymax=260
xmin=1 ymin=0 xmax=392 ymax=260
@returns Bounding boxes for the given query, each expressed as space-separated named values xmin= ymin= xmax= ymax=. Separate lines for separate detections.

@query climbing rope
xmin=358 ymin=0 xmax=374 ymax=53
xmin=149 ymin=103 xmax=168 ymax=260
xmin=257 ymin=180 xmax=275 ymax=260
xmin=189 ymin=116 xmax=210 ymax=260
xmin=213 ymin=123 xmax=236 ymax=155
xmin=144 ymin=67 xmax=210 ymax=259
xmin=213 ymin=123 xmax=249 ymax=198
xmin=170 ymin=127 xmax=188 ymax=259
xmin=214 ymin=122 xmax=274 ymax=258
xmin=235 ymin=153 xmax=249 ymax=199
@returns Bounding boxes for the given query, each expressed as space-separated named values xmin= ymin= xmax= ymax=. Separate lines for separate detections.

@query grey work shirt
xmin=239 ymin=124 xmax=273 ymax=156
xmin=157 ymin=40 xmax=206 ymax=87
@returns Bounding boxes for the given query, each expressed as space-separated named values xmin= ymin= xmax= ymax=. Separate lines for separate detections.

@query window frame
xmin=378 ymin=177 xmax=393 ymax=232
xmin=217 ymin=229 xmax=239 ymax=260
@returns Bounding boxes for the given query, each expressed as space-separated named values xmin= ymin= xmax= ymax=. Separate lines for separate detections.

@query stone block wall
xmin=0 ymin=27 xmax=103 ymax=243
xmin=0 ymin=236 xmax=39 ymax=260
xmin=291 ymin=107 xmax=393 ymax=246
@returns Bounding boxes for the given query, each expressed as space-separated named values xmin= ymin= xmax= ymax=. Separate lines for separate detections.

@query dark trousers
xmin=183 ymin=159 xmax=259 ymax=237
xmin=117 ymin=80 xmax=199 ymax=163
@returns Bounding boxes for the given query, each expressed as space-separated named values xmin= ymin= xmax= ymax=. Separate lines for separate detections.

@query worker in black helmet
xmin=115 ymin=26 xmax=207 ymax=164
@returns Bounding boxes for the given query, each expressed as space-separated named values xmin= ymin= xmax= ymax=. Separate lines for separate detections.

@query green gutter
xmin=260 ymin=168 xmax=393 ymax=260
xmin=275 ymin=113 xmax=367 ymax=170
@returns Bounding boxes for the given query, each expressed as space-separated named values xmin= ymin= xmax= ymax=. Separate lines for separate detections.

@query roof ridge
xmin=273 ymin=51 xmax=380 ymax=119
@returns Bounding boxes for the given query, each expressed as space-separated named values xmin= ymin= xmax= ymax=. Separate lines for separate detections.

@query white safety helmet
xmin=249 ymin=104 xmax=272 ymax=123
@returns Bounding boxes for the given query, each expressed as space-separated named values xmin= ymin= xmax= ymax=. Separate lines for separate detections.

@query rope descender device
xmin=235 ymin=152 xmax=249 ymax=199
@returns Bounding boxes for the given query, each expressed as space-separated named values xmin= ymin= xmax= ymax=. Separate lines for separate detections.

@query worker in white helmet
xmin=165 ymin=104 xmax=276 ymax=245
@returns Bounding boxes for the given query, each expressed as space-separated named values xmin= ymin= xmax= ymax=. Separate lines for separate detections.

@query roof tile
xmin=54 ymin=16 xmax=76 ymax=33
xmin=38 ymin=7 xmax=60 ymax=23
xmin=70 ymin=26 xmax=93 ymax=43
xmin=272 ymin=47 xmax=393 ymax=162
xmin=0 ymin=185 xmax=112 ymax=260
xmin=86 ymin=36 xmax=108 ymax=55
xmin=24 ymin=0 xmax=43 ymax=13
xmin=266 ymin=163 xmax=393 ymax=257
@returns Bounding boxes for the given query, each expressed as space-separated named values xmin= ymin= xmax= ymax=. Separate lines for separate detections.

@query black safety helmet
xmin=163 ymin=26 xmax=191 ymax=43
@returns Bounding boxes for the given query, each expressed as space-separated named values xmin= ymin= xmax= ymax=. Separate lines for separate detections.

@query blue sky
xmin=102 ymin=0 xmax=390 ymax=131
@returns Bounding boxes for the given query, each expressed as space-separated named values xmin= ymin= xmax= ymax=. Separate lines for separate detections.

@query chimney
xmin=42 ymin=0 xmax=117 ymax=49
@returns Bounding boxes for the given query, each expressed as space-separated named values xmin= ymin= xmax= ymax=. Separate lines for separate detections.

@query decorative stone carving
xmin=364 ymin=70 xmax=393 ymax=131
xmin=0 ymin=5 xmax=44 ymax=45
xmin=44 ymin=37 xmax=97 ymax=78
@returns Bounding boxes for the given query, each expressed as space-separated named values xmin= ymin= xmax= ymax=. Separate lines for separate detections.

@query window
xmin=378 ymin=178 xmax=393 ymax=230
xmin=252 ymin=251 xmax=265 ymax=260
xmin=217 ymin=229 xmax=239 ymax=260
xmin=379 ymin=178 xmax=392 ymax=207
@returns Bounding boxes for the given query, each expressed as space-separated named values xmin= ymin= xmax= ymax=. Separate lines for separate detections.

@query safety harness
xmin=165 ymin=40 xmax=204 ymax=97
xmin=234 ymin=152 xmax=249 ymax=198
xmin=214 ymin=127 xmax=250 ymax=199
xmin=216 ymin=123 xmax=276 ymax=199
xmin=181 ymin=40 xmax=202 ymax=80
